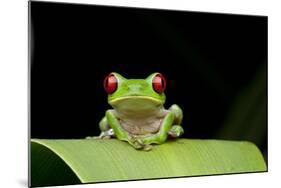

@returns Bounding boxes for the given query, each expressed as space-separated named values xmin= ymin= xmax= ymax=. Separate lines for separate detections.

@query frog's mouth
xmin=109 ymin=96 xmax=164 ymax=114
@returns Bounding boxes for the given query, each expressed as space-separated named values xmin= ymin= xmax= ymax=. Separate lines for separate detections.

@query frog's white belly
xmin=114 ymin=109 xmax=168 ymax=135
xmin=119 ymin=117 xmax=162 ymax=135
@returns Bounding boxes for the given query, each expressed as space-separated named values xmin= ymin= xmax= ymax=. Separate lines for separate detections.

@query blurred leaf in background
xmin=215 ymin=64 xmax=267 ymax=162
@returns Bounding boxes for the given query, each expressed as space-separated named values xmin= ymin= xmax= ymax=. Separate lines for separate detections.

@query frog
xmin=93 ymin=72 xmax=184 ymax=151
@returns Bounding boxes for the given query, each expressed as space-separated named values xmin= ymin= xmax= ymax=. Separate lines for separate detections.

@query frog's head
xmin=103 ymin=72 xmax=166 ymax=114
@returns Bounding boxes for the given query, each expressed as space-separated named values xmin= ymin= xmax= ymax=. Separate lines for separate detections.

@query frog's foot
xmin=168 ymin=125 xmax=184 ymax=138
xmin=126 ymin=136 xmax=146 ymax=150
xmin=87 ymin=129 xmax=115 ymax=140
xmin=128 ymin=137 xmax=153 ymax=151
xmin=100 ymin=135 xmax=112 ymax=139
xmin=86 ymin=135 xmax=111 ymax=140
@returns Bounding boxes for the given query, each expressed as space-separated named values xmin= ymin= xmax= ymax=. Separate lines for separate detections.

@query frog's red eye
xmin=152 ymin=73 xmax=166 ymax=93
xmin=104 ymin=73 xmax=118 ymax=94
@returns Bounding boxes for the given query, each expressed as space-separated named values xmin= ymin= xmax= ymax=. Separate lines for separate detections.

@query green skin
xmin=93 ymin=72 xmax=184 ymax=151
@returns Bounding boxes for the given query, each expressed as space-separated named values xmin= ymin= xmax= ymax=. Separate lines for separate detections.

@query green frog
xmin=94 ymin=72 xmax=184 ymax=151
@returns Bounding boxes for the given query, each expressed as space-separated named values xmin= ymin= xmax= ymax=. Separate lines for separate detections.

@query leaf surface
xmin=31 ymin=139 xmax=267 ymax=187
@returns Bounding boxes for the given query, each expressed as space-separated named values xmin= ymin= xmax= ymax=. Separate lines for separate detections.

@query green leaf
xmin=31 ymin=139 xmax=267 ymax=187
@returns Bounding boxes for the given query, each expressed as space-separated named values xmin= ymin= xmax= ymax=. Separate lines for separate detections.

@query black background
xmin=30 ymin=1 xmax=267 ymax=160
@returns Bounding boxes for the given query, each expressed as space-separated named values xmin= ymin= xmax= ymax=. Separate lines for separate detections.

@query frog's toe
xmin=86 ymin=136 xmax=100 ymax=139
xmin=143 ymin=144 xmax=153 ymax=151
xmin=130 ymin=141 xmax=143 ymax=149
xmin=168 ymin=125 xmax=184 ymax=138
xmin=168 ymin=130 xmax=180 ymax=137
xmin=128 ymin=137 xmax=145 ymax=149
xmin=102 ymin=135 xmax=111 ymax=140
xmin=136 ymin=138 xmax=144 ymax=145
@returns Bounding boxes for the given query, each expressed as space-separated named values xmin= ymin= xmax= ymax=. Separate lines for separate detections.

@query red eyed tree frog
xmin=92 ymin=72 xmax=184 ymax=151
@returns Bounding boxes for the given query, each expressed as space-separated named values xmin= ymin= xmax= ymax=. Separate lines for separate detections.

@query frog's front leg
xmin=142 ymin=112 xmax=175 ymax=146
xmin=168 ymin=104 xmax=184 ymax=137
xmin=98 ymin=116 xmax=115 ymax=139
xmin=106 ymin=110 xmax=144 ymax=149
